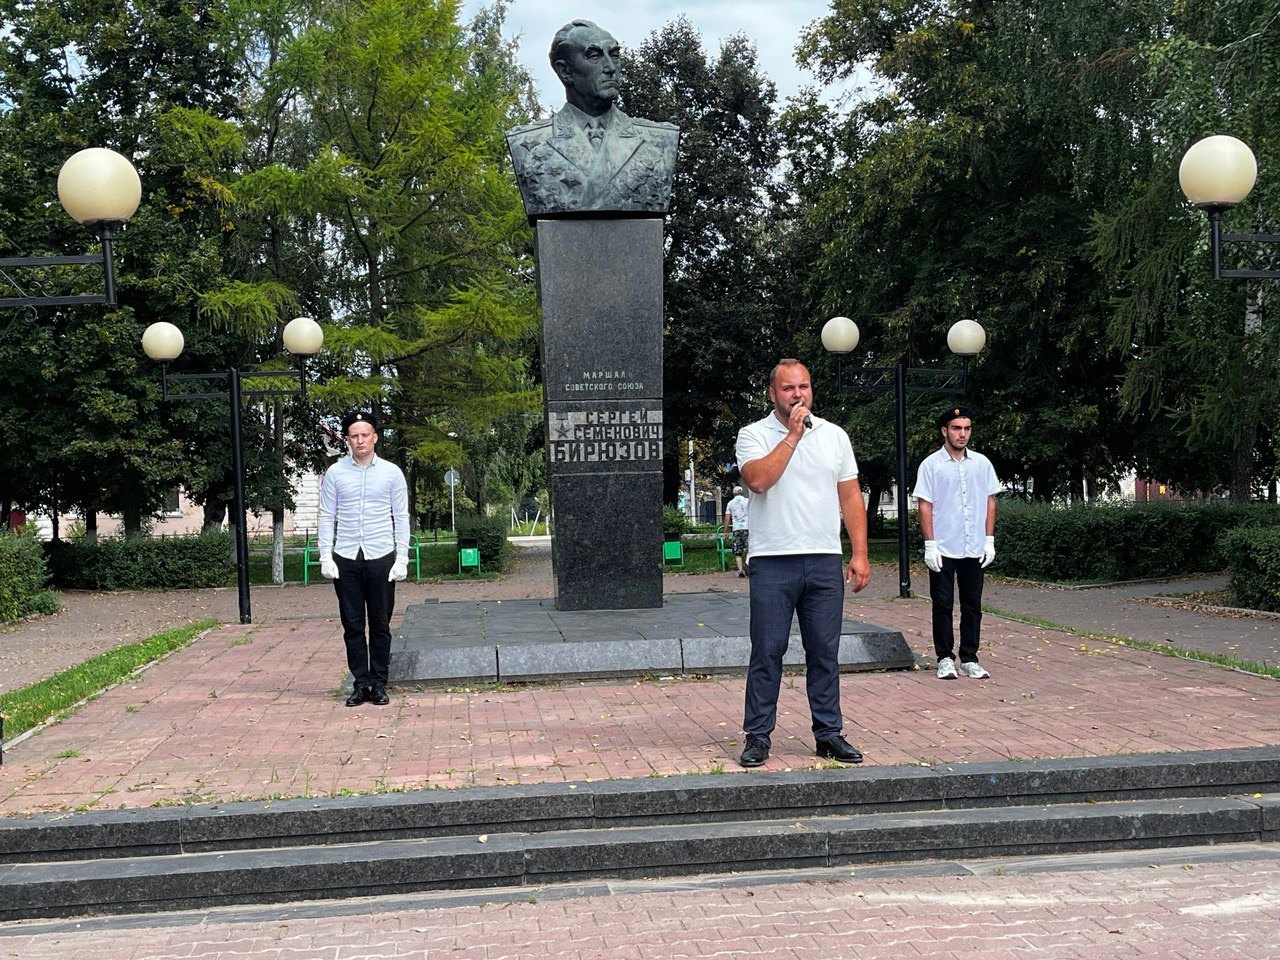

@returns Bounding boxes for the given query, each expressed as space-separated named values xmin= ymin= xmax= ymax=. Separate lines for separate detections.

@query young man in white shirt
xmin=914 ymin=406 xmax=1001 ymax=680
xmin=734 ymin=359 xmax=871 ymax=768
xmin=318 ymin=411 xmax=410 ymax=706
xmin=722 ymin=485 xmax=750 ymax=577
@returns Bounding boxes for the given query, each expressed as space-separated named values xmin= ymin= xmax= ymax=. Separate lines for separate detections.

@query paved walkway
xmin=2 ymin=553 xmax=1278 ymax=814
xmin=3 ymin=547 xmax=1280 ymax=956
xmin=4 ymin=846 xmax=1279 ymax=958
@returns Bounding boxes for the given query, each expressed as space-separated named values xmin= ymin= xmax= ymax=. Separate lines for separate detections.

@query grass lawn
xmin=0 ymin=621 xmax=217 ymax=741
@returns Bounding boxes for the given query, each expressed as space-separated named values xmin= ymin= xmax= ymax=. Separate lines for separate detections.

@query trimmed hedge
xmin=1217 ymin=525 xmax=1280 ymax=613
xmin=993 ymin=501 xmax=1280 ymax=583
xmin=455 ymin=514 xmax=511 ymax=573
xmin=662 ymin=505 xmax=690 ymax=538
xmin=43 ymin=532 xmax=236 ymax=590
xmin=0 ymin=531 xmax=55 ymax=622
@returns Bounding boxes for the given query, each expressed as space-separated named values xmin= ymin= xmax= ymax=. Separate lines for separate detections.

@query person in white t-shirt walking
xmin=733 ymin=359 xmax=871 ymax=768
xmin=722 ymin=485 xmax=750 ymax=577
xmin=914 ymin=405 xmax=1002 ymax=681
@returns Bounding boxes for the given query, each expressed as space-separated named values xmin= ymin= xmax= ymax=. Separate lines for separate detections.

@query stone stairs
xmin=3 ymin=747 xmax=1278 ymax=921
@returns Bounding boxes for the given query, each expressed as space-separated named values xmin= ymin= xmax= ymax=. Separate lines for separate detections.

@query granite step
xmin=4 ymin=748 xmax=1279 ymax=868
xmin=2 ymin=794 xmax=1278 ymax=920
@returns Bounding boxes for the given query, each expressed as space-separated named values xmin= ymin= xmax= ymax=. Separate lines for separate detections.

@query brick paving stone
xmin=4 ymin=581 xmax=1280 ymax=813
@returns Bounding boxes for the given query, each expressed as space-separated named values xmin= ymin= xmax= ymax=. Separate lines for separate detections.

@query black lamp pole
xmin=833 ymin=356 xmax=971 ymax=600
xmin=0 ymin=222 xmax=122 ymax=309
xmin=156 ymin=365 xmax=312 ymax=624
xmin=1203 ymin=210 xmax=1280 ymax=281
xmin=1180 ymin=136 xmax=1280 ymax=282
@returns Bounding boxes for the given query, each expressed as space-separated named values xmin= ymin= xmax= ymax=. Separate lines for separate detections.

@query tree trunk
xmin=865 ymin=481 xmax=884 ymax=538
xmin=85 ymin=511 xmax=98 ymax=546
xmin=271 ymin=510 xmax=285 ymax=585
xmin=271 ymin=397 xmax=285 ymax=585
xmin=1231 ymin=419 xmax=1255 ymax=503
xmin=202 ymin=499 xmax=227 ymax=532
xmin=1030 ymin=462 xmax=1055 ymax=502
xmin=121 ymin=482 xmax=143 ymax=539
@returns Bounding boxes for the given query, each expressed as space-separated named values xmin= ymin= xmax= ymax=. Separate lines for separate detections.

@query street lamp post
xmin=141 ymin=317 xmax=325 ymax=624
xmin=821 ymin=316 xmax=987 ymax=599
xmin=0 ymin=148 xmax=142 ymax=310
xmin=1179 ymin=135 xmax=1280 ymax=281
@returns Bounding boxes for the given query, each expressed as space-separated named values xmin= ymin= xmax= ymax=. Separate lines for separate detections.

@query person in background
xmin=722 ymin=485 xmax=750 ymax=577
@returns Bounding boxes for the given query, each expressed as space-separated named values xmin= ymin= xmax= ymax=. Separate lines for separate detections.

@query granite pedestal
xmin=389 ymin=590 xmax=915 ymax=685
xmin=536 ymin=218 xmax=665 ymax=611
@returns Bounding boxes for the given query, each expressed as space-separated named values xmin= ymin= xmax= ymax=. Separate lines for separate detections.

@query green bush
xmin=43 ymin=532 xmax=236 ymax=590
xmin=0 ymin=530 xmax=55 ymax=622
xmin=662 ymin=505 xmax=689 ymax=539
xmin=455 ymin=514 xmax=511 ymax=573
xmin=1217 ymin=525 xmax=1280 ymax=613
xmin=993 ymin=501 xmax=1280 ymax=583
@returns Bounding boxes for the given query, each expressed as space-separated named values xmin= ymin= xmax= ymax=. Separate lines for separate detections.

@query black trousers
xmin=929 ymin=556 xmax=984 ymax=663
xmin=334 ymin=550 xmax=396 ymax=688
xmin=744 ymin=554 xmax=846 ymax=746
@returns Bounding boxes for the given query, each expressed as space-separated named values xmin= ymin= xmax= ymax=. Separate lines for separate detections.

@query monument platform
xmin=389 ymin=590 xmax=915 ymax=685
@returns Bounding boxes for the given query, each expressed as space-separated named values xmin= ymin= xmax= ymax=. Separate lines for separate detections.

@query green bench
xmin=303 ymin=534 xmax=423 ymax=584
xmin=457 ymin=537 xmax=481 ymax=574
xmin=662 ymin=538 xmax=684 ymax=568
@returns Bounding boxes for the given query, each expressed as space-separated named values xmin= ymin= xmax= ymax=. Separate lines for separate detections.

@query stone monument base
xmin=389 ymin=590 xmax=916 ymax=685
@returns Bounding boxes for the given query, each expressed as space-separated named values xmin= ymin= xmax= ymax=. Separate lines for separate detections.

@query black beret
xmin=937 ymin=406 xmax=974 ymax=429
xmin=341 ymin=411 xmax=378 ymax=434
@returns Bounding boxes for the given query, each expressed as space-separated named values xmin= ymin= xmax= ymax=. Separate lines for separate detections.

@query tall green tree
xmin=0 ymin=0 xmax=246 ymax=536
xmin=1092 ymin=0 xmax=1280 ymax=500
xmin=622 ymin=18 xmax=784 ymax=504
xmin=794 ymin=0 xmax=1170 ymax=502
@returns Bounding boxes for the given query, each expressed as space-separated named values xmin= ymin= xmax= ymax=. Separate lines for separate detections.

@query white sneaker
xmin=936 ymin=657 xmax=958 ymax=680
xmin=961 ymin=661 xmax=990 ymax=679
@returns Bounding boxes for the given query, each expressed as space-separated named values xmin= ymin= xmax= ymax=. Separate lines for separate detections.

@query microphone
xmin=802 ymin=414 xmax=813 ymax=430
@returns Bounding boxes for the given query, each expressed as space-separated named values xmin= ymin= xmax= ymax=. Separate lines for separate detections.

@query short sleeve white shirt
xmin=735 ymin=414 xmax=857 ymax=558
xmin=725 ymin=495 xmax=750 ymax=531
xmin=913 ymin=446 xmax=1001 ymax=559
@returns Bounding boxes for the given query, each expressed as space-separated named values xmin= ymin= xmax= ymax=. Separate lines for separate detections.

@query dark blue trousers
xmin=334 ymin=550 xmax=396 ymax=688
xmin=744 ymin=554 xmax=846 ymax=746
xmin=929 ymin=556 xmax=984 ymax=663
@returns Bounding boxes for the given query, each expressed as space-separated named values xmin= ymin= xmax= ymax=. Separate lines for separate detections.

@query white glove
xmin=923 ymin=540 xmax=942 ymax=573
xmin=320 ymin=554 xmax=339 ymax=580
xmin=389 ymin=559 xmax=408 ymax=582
xmin=981 ymin=535 xmax=996 ymax=568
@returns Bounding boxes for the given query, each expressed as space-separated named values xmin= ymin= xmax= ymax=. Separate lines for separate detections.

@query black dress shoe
xmin=815 ymin=735 xmax=863 ymax=764
xmin=368 ymin=684 xmax=391 ymax=706
xmin=345 ymin=685 xmax=369 ymax=707
xmin=738 ymin=734 xmax=769 ymax=768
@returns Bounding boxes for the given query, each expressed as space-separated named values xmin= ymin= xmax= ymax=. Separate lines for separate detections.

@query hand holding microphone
xmin=790 ymin=400 xmax=813 ymax=432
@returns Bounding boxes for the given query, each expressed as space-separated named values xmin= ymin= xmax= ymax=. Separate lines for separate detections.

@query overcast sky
xmin=460 ymin=0 xmax=838 ymax=109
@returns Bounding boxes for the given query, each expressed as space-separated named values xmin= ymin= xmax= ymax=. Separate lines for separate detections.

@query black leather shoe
xmin=345 ymin=685 xmax=368 ymax=707
xmin=738 ymin=734 xmax=769 ymax=768
xmin=816 ymin=735 xmax=863 ymax=764
xmin=368 ymin=684 xmax=391 ymax=706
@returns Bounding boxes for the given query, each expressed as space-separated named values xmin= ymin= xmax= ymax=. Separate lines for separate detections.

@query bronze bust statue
xmin=506 ymin=20 xmax=680 ymax=219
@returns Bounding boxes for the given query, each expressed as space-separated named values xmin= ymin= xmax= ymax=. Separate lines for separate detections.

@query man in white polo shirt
xmin=914 ymin=405 xmax=1001 ymax=680
xmin=733 ymin=359 xmax=871 ymax=768
xmin=318 ymin=411 xmax=410 ymax=707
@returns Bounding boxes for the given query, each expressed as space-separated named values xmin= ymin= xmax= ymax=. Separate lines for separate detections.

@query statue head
xmin=549 ymin=20 xmax=621 ymax=117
